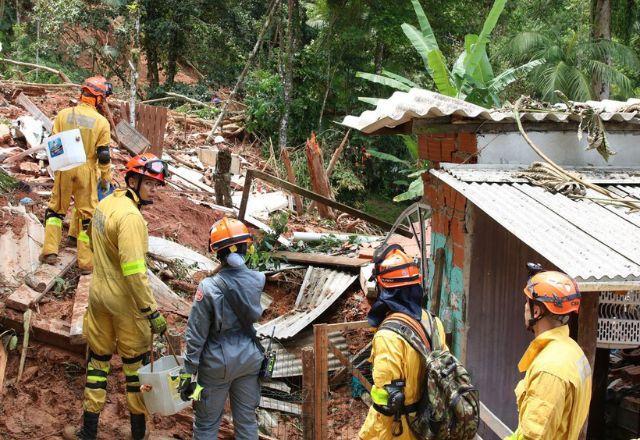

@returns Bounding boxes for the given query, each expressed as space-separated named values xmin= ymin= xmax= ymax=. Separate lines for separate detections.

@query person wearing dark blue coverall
xmin=180 ymin=217 xmax=265 ymax=439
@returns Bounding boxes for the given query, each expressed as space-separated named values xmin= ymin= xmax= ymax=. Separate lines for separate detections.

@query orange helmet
xmin=125 ymin=152 xmax=167 ymax=185
xmin=374 ymin=246 xmax=422 ymax=289
xmin=524 ymin=270 xmax=581 ymax=315
xmin=209 ymin=217 xmax=253 ymax=253
xmin=82 ymin=76 xmax=113 ymax=98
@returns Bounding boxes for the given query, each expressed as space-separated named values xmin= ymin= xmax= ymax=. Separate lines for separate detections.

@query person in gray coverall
xmin=179 ymin=217 xmax=265 ymax=439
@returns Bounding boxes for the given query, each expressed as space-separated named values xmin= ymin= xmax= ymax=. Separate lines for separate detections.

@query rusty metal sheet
xmin=256 ymin=267 xmax=357 ymax=339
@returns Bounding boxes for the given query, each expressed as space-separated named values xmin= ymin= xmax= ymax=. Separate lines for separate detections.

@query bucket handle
xmin=148 ymin=333 xmax=181 ymax=374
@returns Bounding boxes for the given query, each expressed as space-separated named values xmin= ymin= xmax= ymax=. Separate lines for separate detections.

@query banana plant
xmin=357 ymin=0 xmax=543 ymax=108
xmin=367 ymin=135 xmax=428 ymax=202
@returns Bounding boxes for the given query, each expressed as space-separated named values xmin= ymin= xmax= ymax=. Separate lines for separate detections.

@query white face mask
xmin=226 ymin=252 xmax=245 ymax=268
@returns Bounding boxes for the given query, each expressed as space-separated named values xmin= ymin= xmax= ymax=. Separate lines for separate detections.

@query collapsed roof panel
xmin=257 ymin=266 xmax=357 ymax=339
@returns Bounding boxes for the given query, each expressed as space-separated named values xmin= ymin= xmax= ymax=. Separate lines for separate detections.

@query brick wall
xmin=419 ymin=131 xmax=477 ymax=357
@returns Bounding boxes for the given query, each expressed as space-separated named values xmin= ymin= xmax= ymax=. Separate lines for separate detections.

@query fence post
xmin=313 ymin=323 xmax=329 ymax=440
xmin=302 ymin=346 xmax=315 ymax=440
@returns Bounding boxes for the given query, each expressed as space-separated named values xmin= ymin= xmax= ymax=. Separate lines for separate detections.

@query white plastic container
xmin=138 ymin=355 xmax=190 ymax=416
xmin=44 ymin=129 xmax=86 ymax=172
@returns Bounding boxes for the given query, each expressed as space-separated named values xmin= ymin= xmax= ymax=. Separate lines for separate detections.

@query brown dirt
xmin=261 ymin=274 xmax=303 ymax=323
xmin=0 ymin=342 xmax=193 ymax=439
xmin=144 ymin=190 xmax=224 ymax=255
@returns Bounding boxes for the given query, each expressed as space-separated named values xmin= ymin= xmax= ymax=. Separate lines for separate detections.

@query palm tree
xmin=504 ymin=30 xmax=640 ymax=102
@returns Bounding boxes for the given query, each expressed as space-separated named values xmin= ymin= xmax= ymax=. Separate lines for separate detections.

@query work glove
xmin=147 ymin=310 xmax=167 ymax=335
xmin=178 ymin=369 xmax=203 ymax=401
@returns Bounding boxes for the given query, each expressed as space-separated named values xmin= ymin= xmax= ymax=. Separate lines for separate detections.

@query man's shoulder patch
xmin=195 ymin=287 xmax=204 ymax=302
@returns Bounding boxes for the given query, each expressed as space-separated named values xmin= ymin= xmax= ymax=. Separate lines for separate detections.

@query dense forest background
xmin=1 ymin=0 xmax=638 ymax=220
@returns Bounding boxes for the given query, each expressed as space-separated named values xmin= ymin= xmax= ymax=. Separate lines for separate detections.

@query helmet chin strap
xmin=526 ymin=298 xmax=545 ymax=332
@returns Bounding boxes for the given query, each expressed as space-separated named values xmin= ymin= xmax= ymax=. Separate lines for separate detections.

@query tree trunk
xmin=206 ymin=0 xmax=280 ymax=141
xmin=591 ymin=0 xmax=611 ymax=99
xmin=166 ymin=30 xmax=179 ymax=88
xmin=278 ymin=0 xmax=295 ymax=152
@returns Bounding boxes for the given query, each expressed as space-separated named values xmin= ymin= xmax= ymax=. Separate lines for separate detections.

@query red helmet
xmin=125 ymin=153 xmax=168 ymax=185
xmin=82 ymin=76 xmax=113 ymax=98
xmin=209 ymin=217 xmax=252 ymax=253
xmin=524 ymin=271 xmax=581 ymax=315
xmin=373 ymin=245 xmax=421 ymax=289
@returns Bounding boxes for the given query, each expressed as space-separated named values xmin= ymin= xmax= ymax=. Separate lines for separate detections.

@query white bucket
xmin=44 ymin=129 xmax=86 ymax=172
xmin=139 ymin=355 xmax=191 ymax=416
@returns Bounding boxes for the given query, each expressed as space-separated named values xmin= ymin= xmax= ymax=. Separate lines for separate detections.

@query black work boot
xmin=130 ymin=413 xmax=146 ymax=440
xmin=75 ymin=411 xmax=99 ymax=440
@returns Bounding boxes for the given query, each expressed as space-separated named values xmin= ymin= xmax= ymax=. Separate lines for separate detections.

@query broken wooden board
xmin=272 ymin=251 xmax=368 ymax=269
xmin=168 ymin=164 xmax=216 ymax=193
xmin=69 ymin=275 xmax=91 ymax=344
xmin=25 ymin=248 xmax=76 ymax=293
xmin=0 ymin=342 xmax=7 ymax=395
xmin=115 ymin=120 xmax=151 ymax=156
xmin=120 ymin=102 xmax=168 ymax=157
xmin=14 ymin=92 xmax=53 ymax=132
xmin=0 ymin=307 xmax=82 ymax=353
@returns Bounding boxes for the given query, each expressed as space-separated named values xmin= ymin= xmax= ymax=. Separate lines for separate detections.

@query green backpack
xmin=380 ymin=312 xmax=480 ymax=440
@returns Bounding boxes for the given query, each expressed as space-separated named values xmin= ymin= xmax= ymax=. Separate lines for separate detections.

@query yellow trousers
xmin=82 ymin=281 xmax=152 ymax=415
xmin=41 ymin=164 xmax=97 ymax=270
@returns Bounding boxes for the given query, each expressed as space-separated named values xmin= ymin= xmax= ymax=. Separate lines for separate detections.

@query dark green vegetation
xmin=1 ymin=0 xmax=638 ymax=204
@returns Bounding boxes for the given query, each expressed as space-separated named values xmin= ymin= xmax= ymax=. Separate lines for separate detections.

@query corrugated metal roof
xmin=256 ymin=266 xmax=357 ymax=339
xmin=262 ymin=331 xmax=350 ymax=378
xmin=341 ymin=88 xmax=640 ymax=134
xmin=432 ymin=166 xmax=640 ymax=284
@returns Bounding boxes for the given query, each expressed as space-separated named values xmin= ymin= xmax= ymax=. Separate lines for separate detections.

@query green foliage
xmin=357 ymin=0 xmax=541 ymax=107
xmin=244 ymin=69 xmax=284 ymax=139
xmin=504 ymin=30 xmax=640 ymax=101
xmin=245 ymin=211 xmax=289 ymax=271
xmin=0 ymin=169 xmax=18 ymax=194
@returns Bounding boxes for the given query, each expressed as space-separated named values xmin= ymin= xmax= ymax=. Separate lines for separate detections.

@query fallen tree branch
xmin=0 ymin=79 xmax=80 ymax=89
xmin=0 ymin=58 xmax=71 ymax=83
xmin=326 ymin=129 xmax=351 ymax=178
xmin=166 ymin=92 xmax=216 ymax=109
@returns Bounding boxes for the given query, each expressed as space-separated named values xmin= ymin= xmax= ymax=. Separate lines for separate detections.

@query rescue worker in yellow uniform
xmin=505 ymin=264 xmax=592 ymax=440
xmin=64 ymin=153 xmax=168 ymax=440
xmin=40 ymin=76 xmax=113 ymax=273
xmin=360 ymin=245 xmax=448 ymax=440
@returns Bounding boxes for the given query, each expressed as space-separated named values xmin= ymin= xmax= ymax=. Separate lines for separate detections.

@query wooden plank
xmin=480 ymin=401 xmax=513 ymax=438
xmin=0 ymin=342 xmax=7 ymax=396
xmin=313 ymin=324 xmax=329 ymax=440
xmin=69 ymin=275 xmax=91 ymax=344
xmin=24 ymin=249 xmax=76 ymax=293
xmin=14 ymin=92 xmax=53 ymax=132
xmin=2 ymin=144 xmax=45 ymax=163
xmin=281 ymin=148 xmax=303 ymax=215
xmin=115 ymin=120 xmax=150 ymax=156
xmin=577 ymin=291 xmax=600 ymax=439
xmin=327 ymin=339 xmax=372 ymax=392
xmin=301 ymin=346 xmax=315 ymax=440
xmin=240 ymin=169 xmax=412 ymax=237
xmin=272 ymin=251 xmax=368 ymax=269
xmin=305 ymin=133 xmax=332 ymax=218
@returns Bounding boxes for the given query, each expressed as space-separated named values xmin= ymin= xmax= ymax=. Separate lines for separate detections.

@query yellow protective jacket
xmin=507 ymin=325 xmax=592 ymax=440
xmin=53 ymin=102 xmax=111 ymax=181
xmin=359 ymin=311 xmax=448 ymax=440
xmin=89 ymin=188 xmax=157 ymax=315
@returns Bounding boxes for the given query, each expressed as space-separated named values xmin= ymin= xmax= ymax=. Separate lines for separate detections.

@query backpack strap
xmin=380 ymin=312 xmax=433 ymax=358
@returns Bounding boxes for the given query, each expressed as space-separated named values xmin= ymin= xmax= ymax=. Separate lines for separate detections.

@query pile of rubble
xmin=0 ymin=83 xmax=428 ymax=438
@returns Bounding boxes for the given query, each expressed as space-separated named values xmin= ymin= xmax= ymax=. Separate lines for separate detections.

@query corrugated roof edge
xmin=341 ymin=88 xmax=640 ymax=134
